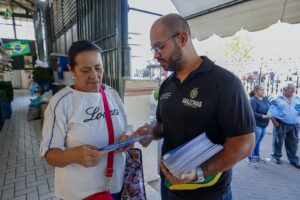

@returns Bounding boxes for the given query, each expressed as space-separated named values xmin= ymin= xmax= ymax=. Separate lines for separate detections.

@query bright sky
xmin=128 ymin=0 xmax=178 ymax=76
xmin=193 ymin=22 xmax=300 ymax=77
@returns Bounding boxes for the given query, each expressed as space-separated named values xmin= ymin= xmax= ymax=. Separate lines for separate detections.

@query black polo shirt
xmin=157 ymin=56 xmax=255 ymax=199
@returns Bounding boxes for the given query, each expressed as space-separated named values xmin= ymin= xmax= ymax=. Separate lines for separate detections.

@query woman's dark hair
xmin=68 ymin=40 xmax=102 ymax=69
xmin=249 ymin=90 xmax=255 ymax=97
xmin=249 ymin=84 xmax=263 ymax=97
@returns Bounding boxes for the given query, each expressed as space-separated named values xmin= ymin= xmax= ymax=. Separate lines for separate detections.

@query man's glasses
xmin=150 ymin=33 xmax=180 ymax=54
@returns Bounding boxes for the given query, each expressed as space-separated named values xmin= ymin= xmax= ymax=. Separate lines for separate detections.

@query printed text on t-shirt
xmin=84 ymin=107 xmax=119 ymax=122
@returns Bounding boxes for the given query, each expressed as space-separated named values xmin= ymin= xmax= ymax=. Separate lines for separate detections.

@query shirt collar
xmin=170 ymin=56 xmax=215 ymax=83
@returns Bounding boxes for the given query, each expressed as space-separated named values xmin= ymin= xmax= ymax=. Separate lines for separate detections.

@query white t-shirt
xmin=40 ymin=85 xmax=127 ymax=200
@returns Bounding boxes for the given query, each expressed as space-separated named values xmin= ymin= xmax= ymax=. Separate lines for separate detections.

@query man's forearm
xmin=150 ymin=121 xmax=164 ymax=139
xmin=201 ymin=133 xmax=255 ymax=177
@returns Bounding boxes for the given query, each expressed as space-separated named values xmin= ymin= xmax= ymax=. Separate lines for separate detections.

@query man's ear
xmin=178 ymin=32 xmax=189 ymax=47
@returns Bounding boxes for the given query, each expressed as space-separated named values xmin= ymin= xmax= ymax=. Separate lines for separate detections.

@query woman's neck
xmin=255 ymin=95 xmax=263 ymax=100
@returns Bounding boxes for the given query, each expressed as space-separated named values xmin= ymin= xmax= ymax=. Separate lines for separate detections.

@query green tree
xmin=225 ymin=32 xmax=253 ymax=63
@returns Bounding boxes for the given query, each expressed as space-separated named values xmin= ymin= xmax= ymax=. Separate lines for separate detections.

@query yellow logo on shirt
xmin=190 ymin=88 xmax=198 ymax=99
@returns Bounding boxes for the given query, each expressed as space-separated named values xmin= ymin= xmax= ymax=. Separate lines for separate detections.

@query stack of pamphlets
xmin=162 ymin=133 xmax=223 ymax=178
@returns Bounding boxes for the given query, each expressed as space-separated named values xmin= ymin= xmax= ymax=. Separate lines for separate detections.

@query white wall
xmin=123 ymin=79 xmax=160 ymax=182
xmin=124 ymin=94 xmax=160 ymax=182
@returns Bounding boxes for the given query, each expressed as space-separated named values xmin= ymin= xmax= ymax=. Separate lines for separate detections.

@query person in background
xmin=40 ymin=40 xmax=131 ymax=200
xmin=248 ymin=84 xmax=272 ymax=168
xmin=270 ymin=81 xmax=300 ymax=169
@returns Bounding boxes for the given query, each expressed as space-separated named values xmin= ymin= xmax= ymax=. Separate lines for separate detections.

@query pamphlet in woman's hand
xmin=97 ymin=135 xmax=152 ymax=152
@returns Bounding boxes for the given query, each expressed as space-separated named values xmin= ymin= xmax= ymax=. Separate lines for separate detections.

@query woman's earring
xmin=72 ymin=76 xmax=76 ymax=80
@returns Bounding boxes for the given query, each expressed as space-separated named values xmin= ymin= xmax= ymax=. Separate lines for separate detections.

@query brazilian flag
xmin=3 ymin=40 xmax=31 ymax=56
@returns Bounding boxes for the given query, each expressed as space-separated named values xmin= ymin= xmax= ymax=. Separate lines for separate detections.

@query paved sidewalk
xmin=1 ymin=90 xmax=299 ymax=200
xmin=232 ymin=126 xmax=300 ymax=200
xmin=0 ymin=90 xmax=57 ymax=200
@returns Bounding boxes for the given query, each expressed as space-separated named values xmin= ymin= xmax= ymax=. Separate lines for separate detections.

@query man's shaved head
xmin=151 ymin=13 xmax=191 ymax=36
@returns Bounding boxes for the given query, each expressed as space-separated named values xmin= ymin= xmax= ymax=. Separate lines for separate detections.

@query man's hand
xmin=132 ymin=123 xmax=154 ymax=147
xmin=115 ymin=134 xmax=134 ymax=153
xmin=160 ymin=158 xmax=196 ymax=184
xmin=271 ymin=118 xmax=280 ymax=127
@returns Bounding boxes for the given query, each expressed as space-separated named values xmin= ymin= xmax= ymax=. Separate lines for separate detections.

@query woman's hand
xmin=66 ymin=144 xmax=107 ymax=167
xmin=262 ymin=114 xmax=272 ymax=119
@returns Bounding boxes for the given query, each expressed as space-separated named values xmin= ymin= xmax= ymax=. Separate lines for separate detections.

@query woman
xmin=40 ymin=40 xmax=129 ymax=200
xmin=248 ymin=84 xmax=271 ymax=168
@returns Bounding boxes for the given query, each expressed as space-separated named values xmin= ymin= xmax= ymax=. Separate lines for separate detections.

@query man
xmin=270 ymin=81 xmax=300 ymax=169
xmin=134 ymin=14 xmax=255 ymax=200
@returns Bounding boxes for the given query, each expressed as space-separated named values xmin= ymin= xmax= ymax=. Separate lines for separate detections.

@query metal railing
xmin=241 ymin=75 xmax=299 ymax=97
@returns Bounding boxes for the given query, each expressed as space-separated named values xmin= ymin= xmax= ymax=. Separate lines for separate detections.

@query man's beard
xmin=165 ymin=46 xmax=182 ymax=72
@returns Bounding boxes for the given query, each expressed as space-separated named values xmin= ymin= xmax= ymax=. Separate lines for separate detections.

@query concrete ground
xmin=232 ymin=125 xmax=300 ymax=200
xmin=1 ymin=90 xmax=300 ymax=200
